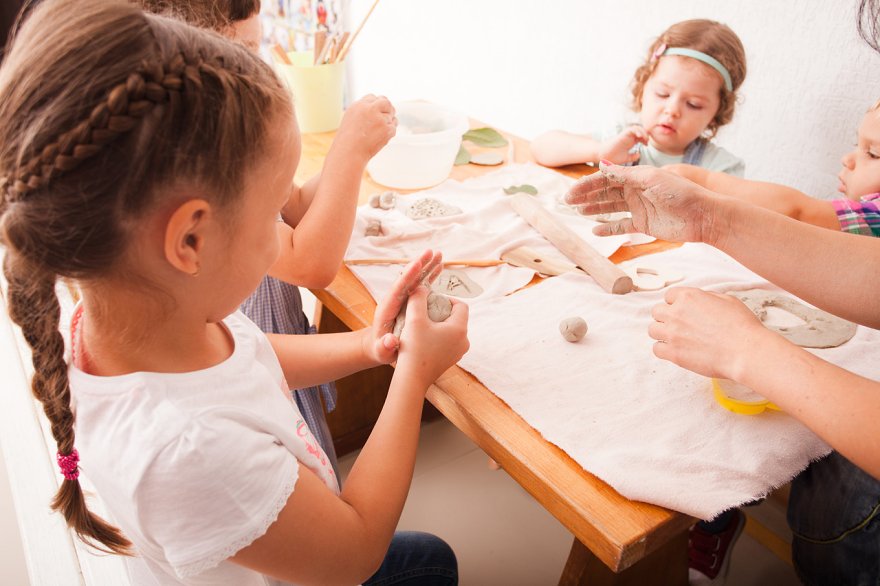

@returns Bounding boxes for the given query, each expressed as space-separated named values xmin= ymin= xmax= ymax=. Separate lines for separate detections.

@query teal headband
xmin=662 ymin=47 xmax=733 ymax=92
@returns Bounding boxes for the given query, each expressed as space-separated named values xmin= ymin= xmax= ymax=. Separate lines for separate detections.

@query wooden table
xmin=298 ymin=125 xmax=692 ymax=585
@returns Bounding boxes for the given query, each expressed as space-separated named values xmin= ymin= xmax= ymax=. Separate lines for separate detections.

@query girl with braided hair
xmin=136 ymin=0 xmax=398 ymax=481
xmin=0 ymin=0 xmax=467 ymax=584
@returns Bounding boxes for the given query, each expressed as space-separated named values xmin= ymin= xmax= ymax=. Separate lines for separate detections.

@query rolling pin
xmin=509 ymin=194 xmax=633 ymax=294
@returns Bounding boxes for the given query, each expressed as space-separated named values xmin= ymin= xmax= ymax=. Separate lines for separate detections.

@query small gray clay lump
xmin=364 ymin=219 xmax=383 ymax=237
xmin=392 ymin=292 xmax=453 ymax=338
xmin=559 ymin=316 xmax=588 ymax=342
xmin=368 ymin=191 xmax=397 ymax=210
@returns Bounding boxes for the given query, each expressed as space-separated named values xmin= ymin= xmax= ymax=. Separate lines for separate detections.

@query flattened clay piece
xmin=368 ymin=193 xmax=381 ymax=208
xmin=624 ymin=266 xmax=684 ymax=291
xmin=432 ymin=269 xmax=483 ymax=298
xmin=728 ymin=289 xmax=857 ymax=349
xmin=470 ymin=151 xmax=504 ymax=166
xmin=364 ymin=219 xmax=383 ymax=237
xmin=406 ymin=198 xmax=463 ymax=219
xmin=392 ymin=292 xmax=452 ymax=338
xmin=559 ymin=316 xmax=588 ymax=342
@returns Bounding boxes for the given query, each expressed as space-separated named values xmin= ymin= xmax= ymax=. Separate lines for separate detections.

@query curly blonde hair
xmin=631 ymin=19 xmax=746 ymax=139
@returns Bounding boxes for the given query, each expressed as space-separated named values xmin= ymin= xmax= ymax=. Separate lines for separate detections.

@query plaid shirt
xmin=241 ymin=275 xmax=340 ymax=478
xmin=833 ymin=193 xmax=880 ymax=237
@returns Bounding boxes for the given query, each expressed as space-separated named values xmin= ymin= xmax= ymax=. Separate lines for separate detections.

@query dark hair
xmin=631 ymin=19 xmax=747 ymax=139
xmin=859 ymin=0 xmax=880 ymax=51
xmin=136 ymin=0 xmax=261 ymax=32
xmin=0 ymin=0 xmax=288 ymax=553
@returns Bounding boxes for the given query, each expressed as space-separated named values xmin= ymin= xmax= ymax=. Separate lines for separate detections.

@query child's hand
xmin=333 ymin=94 xmax=397 ymax=164
xmin=368 ymin=250 xmax=444 ymax=364
xmin=649 ymin=287 xmax=770 ymax=382
xmin=598 ymin=125 xmax=648 ymax=165
xmin=395 ymin=285 xmax=469 ymax=386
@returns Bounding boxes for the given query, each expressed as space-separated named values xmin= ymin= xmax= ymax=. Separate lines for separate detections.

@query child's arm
xmin=665 ymin=164 xmax=840 ymax=230
xmin=232 ymin=251 xmax=470 ymax=585
xmin=650 ymin=287 xmax=880 ymax=480
xmin=268 ymin=95 xmax=396 ymax=288
xmin=531 ymin=127 xmax=646 ymax=167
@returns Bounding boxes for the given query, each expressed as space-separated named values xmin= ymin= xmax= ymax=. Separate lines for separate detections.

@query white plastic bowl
xmin=367 ymin=101 xmax=469 ymax=190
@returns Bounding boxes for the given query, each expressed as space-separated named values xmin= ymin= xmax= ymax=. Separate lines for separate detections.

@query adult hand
xmin=565 ymin=161 xmax=721 ymax=243
xmin=333 ymin=94 xmax=397 ymax=163
xmin=597 ymin=125 xmax=648 ymax=165
xmin=649 ymin=287 xmax=771 ymax=382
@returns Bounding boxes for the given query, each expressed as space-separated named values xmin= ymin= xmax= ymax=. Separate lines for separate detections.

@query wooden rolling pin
xmin=509 ymin=194 xmax=633 ymax=294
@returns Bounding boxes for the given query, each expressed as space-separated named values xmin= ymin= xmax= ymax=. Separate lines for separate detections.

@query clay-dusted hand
xmin=597 ymin=125 xmax=648 ymax=165
xmin=565 ymin=161 xmax=719 ymax=243
xmin=333 ymin=94 xmax=397 ymax=163
xmin=368 ymin=249 xmax=444 ymax=365
xmin=649 ymin=286 xmax=771 ymax=382
xmin=395 ymin=285 xmax=469 ymax=387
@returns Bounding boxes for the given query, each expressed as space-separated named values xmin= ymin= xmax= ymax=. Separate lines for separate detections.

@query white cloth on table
xmin=458 ymin=243 xmax=877 ymax=520
xmin=345 ymin=163 xmax=654 ymax=303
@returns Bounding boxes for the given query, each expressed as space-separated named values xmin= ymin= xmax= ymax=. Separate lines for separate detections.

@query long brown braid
xmin=0 ymin=0 xmax=289 ymax=553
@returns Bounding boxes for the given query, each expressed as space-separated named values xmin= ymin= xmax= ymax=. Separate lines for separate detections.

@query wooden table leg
xmin=558 ymin=531 xmax=688 ymax=586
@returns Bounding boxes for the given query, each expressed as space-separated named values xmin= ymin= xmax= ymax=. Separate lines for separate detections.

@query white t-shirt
xmin=69 ymin=309 xmax=339 ymax=585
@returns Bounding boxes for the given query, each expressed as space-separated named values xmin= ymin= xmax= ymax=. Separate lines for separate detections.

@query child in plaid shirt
xmin=667 ymin=97 xmax=880 ymax=237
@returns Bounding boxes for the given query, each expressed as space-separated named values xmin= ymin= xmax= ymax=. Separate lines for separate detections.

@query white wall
xmin=345 ymin=0 xmax=880 ymax=198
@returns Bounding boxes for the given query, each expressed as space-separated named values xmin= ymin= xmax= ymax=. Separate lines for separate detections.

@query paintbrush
xmin=335 ymin=0 xmax=380 ymax=62
xmin=313 ymin=30 xmax=327 ymax=65
xmin=271 ymin=43 xmax=292 ymax=65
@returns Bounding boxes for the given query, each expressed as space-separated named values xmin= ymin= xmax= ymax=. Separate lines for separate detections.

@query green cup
xmin=275 ymin=51 xmax=345 ymax=134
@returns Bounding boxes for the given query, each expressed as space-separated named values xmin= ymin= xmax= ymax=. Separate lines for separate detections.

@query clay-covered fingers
xmin=375 ymin=250 xmax=441 ymax=334
xmin=398 ymin=287 xmax=470 ymax=384
xmin=565 ymin=173 xmax=627 ymax=212
xmin=337 ymin=94 xmax=397 ymax=158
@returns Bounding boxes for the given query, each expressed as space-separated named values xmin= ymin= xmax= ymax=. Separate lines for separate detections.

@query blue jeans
xmin=787 ymin=452 xmax=880 ymax=586
xmin=364 ymin=531 xmax=458 ymax=586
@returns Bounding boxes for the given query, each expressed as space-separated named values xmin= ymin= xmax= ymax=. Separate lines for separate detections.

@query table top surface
xmin=297 ymin=123 xmax=692 ymax=573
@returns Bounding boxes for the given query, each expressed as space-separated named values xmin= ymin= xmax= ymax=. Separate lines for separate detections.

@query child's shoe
xmin=688 ymin=508 xmax=746 ymax=585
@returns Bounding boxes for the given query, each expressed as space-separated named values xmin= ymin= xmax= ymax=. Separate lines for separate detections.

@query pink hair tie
xmin=57 ymin=449 xmax=80 ymax=481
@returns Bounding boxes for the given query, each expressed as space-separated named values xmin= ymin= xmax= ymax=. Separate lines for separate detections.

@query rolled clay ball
xmin=426 ymin=291 xmax=453 ymax=322
xmin=559 ymin=316 xmax=588 ymax=342
xmin=392 ymin=292 xmax=453 ymax=338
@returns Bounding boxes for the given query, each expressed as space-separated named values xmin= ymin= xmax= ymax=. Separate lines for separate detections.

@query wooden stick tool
xmin=509 ymin=194 xmax=633 ymax=294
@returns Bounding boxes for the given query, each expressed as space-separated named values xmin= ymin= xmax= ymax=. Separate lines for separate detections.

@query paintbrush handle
xmin=336 ymin=0 xmax=381 ymax=62
xmin=271 ymin=44 xmax=292 ymax=65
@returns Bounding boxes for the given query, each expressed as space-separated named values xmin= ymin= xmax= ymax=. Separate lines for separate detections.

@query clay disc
xmin=728 ymin=289 xmax=857 ymax=349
